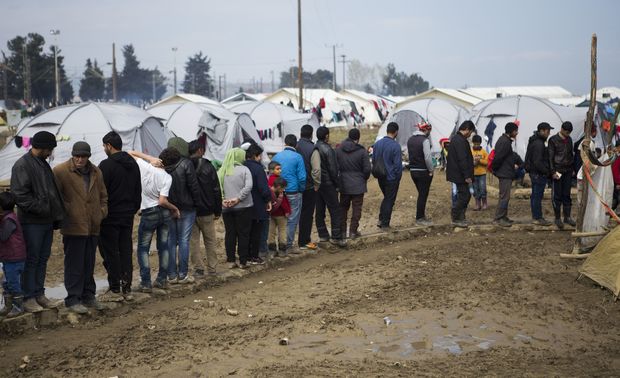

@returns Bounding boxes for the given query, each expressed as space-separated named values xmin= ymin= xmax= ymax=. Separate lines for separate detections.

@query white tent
xmin=375 ymin=108 xmax=426 ymax=153
xmin=339 ymin=89 xmax=389 ymax=126
xmin=147 ymin=102 xmax=265 ymax=163
xmin=0 ymin=102 xmax=167 ymax=180
xmin=392 ymin=98 xmax=470 ymax=153
xmin=469 ymin=95 xmax=588 ymax=159
xmin=229 ymin=101 xmax=320 ymax=154
xmin=151 ymin=93 xmax=220 ymax=107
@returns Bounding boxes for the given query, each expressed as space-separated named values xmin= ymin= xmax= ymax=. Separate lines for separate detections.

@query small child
xmin=268 ymin=170 xmax=291 ymax=257
xmin=471 ymin=135 xmax=489 ymax=210
xmin=0 ymin=191 xmax=27 ymax=318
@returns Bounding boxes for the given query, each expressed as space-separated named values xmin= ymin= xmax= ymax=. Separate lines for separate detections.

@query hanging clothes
xmin=14 ymin=136 xmax=23 ymax=148
xmin=484 ymin=118 xmax=497 ymax=151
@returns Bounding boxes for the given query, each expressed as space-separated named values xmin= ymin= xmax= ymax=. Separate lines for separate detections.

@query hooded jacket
xmin=525 ymin=132 xmax=551 ymax=176
xmin=164 ymin=157 xmax=201 ymax=212
xmin=99 ymin=151 xmax=141 ymax=223
xmin=336 ymin=138 xmax=371 ymax=195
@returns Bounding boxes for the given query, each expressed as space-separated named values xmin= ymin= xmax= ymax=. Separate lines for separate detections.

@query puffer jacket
xmin=336 ymin=138 xmax=371 ymax=195
xmin=190 ymin=156 xmax=222 ymax=217
xmin=548 ymin=133 xmax=574 ymax=174
xmin=525 ymin=132 xmax=551 ymax=176
xmin=315 ymin=140 xmax=339 ymax=188
xmin=164 ymin=157 xmax=201 ymax=211
xmin=446 ymin=132 xmax=474 ymax=184
xmin=53 ymin=159 xmax=108 ymax=236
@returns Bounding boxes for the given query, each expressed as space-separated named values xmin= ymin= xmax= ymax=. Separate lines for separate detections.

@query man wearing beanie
xmin=491 ymin=122 xmax=519 ymax=227
xmin=525 ymin=123 xmax=553 ymax=226
xmin=53 ymin=141 xmax=108 ymax=314
xmin=548 ymin=121 xmax=576 ymax=229
xmin=10 ymin=130 xmax=64 ymax=313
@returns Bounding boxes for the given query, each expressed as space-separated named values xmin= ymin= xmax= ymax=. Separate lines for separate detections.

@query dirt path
xmin=1 ymin=226 xmax=618 ymax=377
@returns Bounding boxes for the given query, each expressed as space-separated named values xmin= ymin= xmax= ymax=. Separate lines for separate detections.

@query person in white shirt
xmin=128 ymin=150 xmax=180 ymax=292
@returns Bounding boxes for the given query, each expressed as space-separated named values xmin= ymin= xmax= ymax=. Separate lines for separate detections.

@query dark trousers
xmin=494 ymin=178 xmax=513 ymax=220
xmin=248 ymin=219 xmax=267 ymax=260
xmin=21 ymin=223 xmax=54 ymax=299
xmin=451 ymin=183 xmax=471 ymax=222
xmin=530 ymin=174 xmax=548 ymax=220
xmin=378 ymin=178 xmax=400 ymax=227
xmin=298 ymin=189 xmax=317 ymax=246
xmin=222 ymin=208 xmax=252 ymax=265
xmin=316 ymin=184 xmax=343 ymax=240
xmin=63 ymin=235 xmax=97 ymax=307
xmin=99 ymin=219 xmax=134 ymax=293
xmin=410 ymin=171 xmax=433 ymax=220
xmin=340 ymin=193 xmax=364 ymax=235
xmin=552 ymin=173 xmax=572 ymax=219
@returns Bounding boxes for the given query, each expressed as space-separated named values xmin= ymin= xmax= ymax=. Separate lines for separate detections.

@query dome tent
xmin=0 ymin=102 xmax=167 ymax=180
xmin=147 ymin=102 xmax=265 ymax=163
xmin=391 ymin=98 xmax=470 ymax=153
xmin=469 ymin=95 xmax=588 ymax=159
xmin=375 ymin=108 xmax=426 ymax=153
xmin=228 ymin=101 xmax=320 ymax=154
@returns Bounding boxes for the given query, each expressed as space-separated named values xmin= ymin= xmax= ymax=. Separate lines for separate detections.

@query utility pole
xmin=223 ymin=73 xmax=227 ymax=99
xmin=218 ymin=75 xmax=223 ymax=101
xmin=152 ymin=71 xmax=156 ymax=101
xmin=50 ymin=30 xmax=60 ymax=105
xmin=260 ymin=77 xmax=263 ymax=93
xmin=270 ymin=70 xmax=274 ymax=92
xmin=172 ymin=47 xmax=178 ymax=94
xmin=1 ymin=51 xmax=8 ymax=101
xmin=23 ymin=44 xmax=31 ymax=103
xmin=111 ymin=43 xmax=118 ymax=102
xmin=297 ymin=0 xmax=303 ymax=110
xmin=325 ymin=44 xmax=341 ymax=91
xmin=339 ymin=54 xmax=350 ymax=91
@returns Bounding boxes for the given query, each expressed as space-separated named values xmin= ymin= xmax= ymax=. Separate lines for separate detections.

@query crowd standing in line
xmin=1 ymin=118 xmax=592 ymax=315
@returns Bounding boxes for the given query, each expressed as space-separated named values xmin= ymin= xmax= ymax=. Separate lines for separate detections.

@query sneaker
xmin=555 ymin=219 xmax=564 ymax=230
xmin=228 ymin=262 xmax=238 ymax=269
xmin=416 ymin=218 xmax=433 ymax=227
xmin=83 ymin=299 xmax=106 ymax=311
xmin=494 ymin=218 xmax=512 ymax=228
xmin=299 ymin=242 xmax=318 ymax=250
xmin=36 ymin=295 xmax=59 ymax=309
xmin=23 ymin=298 xmax=44 ymax=313
xmin=504 ymin=217 xmax=515 ymax=224
xmin=178 ymin=275 xmax=195 ymax=284
xmin=252 ymin=257 xmax=265 ymax=265
xmin=98 ymin=290 xmax=125 ymax=303
xmin=238 ymin=262 xmax=249 ymax=269
xmin=451 ymin=220 xmax=468 ymax=229
xmin=349 ymin=231 xmax=362 ymax=239
xmin=138 ymin=283 xmax=153 ymax=293
xmin=564 ymin=217 xmax=577 ymax=227
xmin=318 ymin=236 xmax=330 ymax=242
xmin=532 ymin=218 xmax=552 ymax=226
xmin=193 ymin=269 xmax=205 ymax=279
xmin=379 ymin=225 xmax=392 ymax=232
xmin=67 ymin=303 xmax=89 ymax=314
xmin=168 ymin=277 xmax=179 ymax=284
xmin=153 ymin=280 xmax=167 ymax=290
xmin=330 ymin=239 xmax=347 ymax=248
xmin=276 ymin=252 xmax=288 ymax=258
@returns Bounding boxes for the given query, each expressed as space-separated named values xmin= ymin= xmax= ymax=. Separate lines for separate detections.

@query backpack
xmin=372 ymin=157 xmax=387 ymax=179
xmin=487 ymin=149 xmax=495 ymax=173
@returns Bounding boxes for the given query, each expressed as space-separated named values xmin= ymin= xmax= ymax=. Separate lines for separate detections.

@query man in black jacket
xmin=407 ymin=122 xmax=434 ymax=226
xmin=315 ymin=126 xmax=345 ymax=247
xmin=548 ymin=121 xmax=575 ymax=229
xmin=188 ymin=140 xmax=222 ymax=277
xmin=245 ymin=143 xmax=272 ymax=264
xmin=296 ymin=124 xmax=321 ymax=251
xmin=491 ymin=122 xmax=519 ymax=227
xmin=446 ymin=121 xmax=475 ymax=228
xmin=336 ymin=128 xmax=371 ymax=238
xmin=525 ymin=123 xmax=553 ymax=226
xmin=10 ymin=131 xmax=64 ymax=313
xmin=163 ymin=141 xmax=201 ymax=284
xmin=98 ymin=131 xmax=141 ymax=301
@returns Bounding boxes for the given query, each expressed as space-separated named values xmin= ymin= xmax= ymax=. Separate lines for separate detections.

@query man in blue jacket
xmin=373 ymin=122 xmax=402 ymax=230
xmin=272 ymin=135 xmax=306 ymax=254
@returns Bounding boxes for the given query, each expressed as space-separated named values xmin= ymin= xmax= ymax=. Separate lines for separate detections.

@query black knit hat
xmin=71 ymin=141 xmax=91 ymax=157
xmin=31 ymin=131 xmax=57 ymax=150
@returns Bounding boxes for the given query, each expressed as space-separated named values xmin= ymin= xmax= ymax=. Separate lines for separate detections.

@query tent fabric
xmin=392 ymin=98 xmax=470 ymax=153
xmin=0 ymin=102 xmax=167 ymax=181
xmin=580 ymin=225 xmax=620 ymax=297
xmin=375 ymin=109 xmax=426 ymax=152
xmin=229 ymin=101 xmax=320 ymax=154
xmin=468 ymin=95 xmax=588 ymax=159
xmin=147 ymin=102 xmax=265 ymax=163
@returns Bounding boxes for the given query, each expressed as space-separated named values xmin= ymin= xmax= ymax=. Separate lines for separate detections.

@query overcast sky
xmin=1 ymin=0 xmax=618 ymax=95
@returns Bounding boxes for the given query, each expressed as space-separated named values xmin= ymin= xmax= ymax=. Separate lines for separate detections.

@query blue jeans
xmin=473 ymin=175 xmax=487 ymax=200
xmin=21 ymin=223 xmax=54 ymax=299
xmin=168 ymin=210 xmax=196 ymax=279
xmin=137 ymin=207 xmax=171 ymax=286
xmin=285 ymin=193 xmax=303 ymax=249
xmin=2 ymin=261 xmax=25 ymax=296
xmin=530 ymin=174 xmax=548 ymax=220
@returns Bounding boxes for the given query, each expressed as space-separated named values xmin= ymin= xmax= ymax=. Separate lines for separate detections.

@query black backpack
xmin=372 ymin=156 xmax=387 ymax=179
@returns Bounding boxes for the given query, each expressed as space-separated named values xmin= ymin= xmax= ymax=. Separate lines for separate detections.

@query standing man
xmin=336 ymin=128 xmax=371 ymax=238
xmin=373 ymin=122 xmax=402 ymax=230
xmin=548 ymin=121 xmax=576 ymax=229
xmin=188 ymin=140 xmax=222 ymax=278
xmin=407 ymin=122 xmax=434 ymax=226
xmin=98 ymin=131 xmax=141 ymax=302
xmin=272 ymin=135 xmax=306 ymax=254
xmin=525 ymin=122 xmax=553 ymax=226
xmin=296 ymin=124 xmax=321 ymax=251
xmin=245 ymin=143 xmax=272 ymax=264
xmin=314 ymin=126 xmax=345 ymax=247
xmin=446 ymin=121 xmax=476 ymax=228
xmin=10 ymin=131 xmax=64 ymax=313
xmin=491 ymin=122 xmax=519 ymax=227
xmin=53 ymin=142 xmax=108 ymax=314
xmin=164 ymin=139 xmax=201 ymax=284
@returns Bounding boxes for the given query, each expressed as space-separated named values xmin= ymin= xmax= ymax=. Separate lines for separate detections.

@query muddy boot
xmin=482 ymin=198 xmax=488 ymax=210
xmin=0 ymin=294 xmax=12 ymax=317
xmin=6 ymin=296 xmax=24 ymax=318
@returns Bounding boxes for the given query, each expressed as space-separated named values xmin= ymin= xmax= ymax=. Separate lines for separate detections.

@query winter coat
xmin=191 ymin=156 xmax=222 ymax=217
xmin=491 ymin=134 xmax=516 ymax=179
xmin=446 ymin=132 xmax=474 ymax=184
xmin=53 ymin=159 xmax=108 ymax=236
xmin=525 ymin=132 xmax=551 ymax=177
xmin=245 ymin=159 xmax=271 ymax=220
xmin=10 ymin=151 xmax=65 ymax=225
xmin=548 ymin=134 xmax=574 ymax=174
xmin=373 ymin=136 xmax=402 ymax=182
xmin=272 ymin=147 xmax=306 ymax=193
xmin=98 ymin=151 xmax=141 ymax=223
xmin=296 ymin=138 xmax=321 ymax=190
xmin=0 ymin=212 xmax=27 ymax=262
xmin=336 ymin=138 xmax=371 ymax=195
xmin=315 ymin=140 xmax=339 ymax=188
xmin=164 ymin=157 xmax=201 ymax=212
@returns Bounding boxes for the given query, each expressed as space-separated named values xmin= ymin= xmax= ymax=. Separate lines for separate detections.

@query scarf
xmin=217 ymin=148 xmax=246 ymax=196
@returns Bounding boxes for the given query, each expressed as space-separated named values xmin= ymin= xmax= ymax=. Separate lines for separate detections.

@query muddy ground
xmin=1 ymin=128 xmax=619 ymax=376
